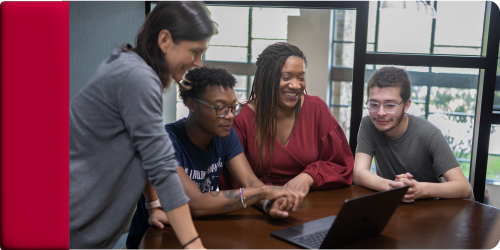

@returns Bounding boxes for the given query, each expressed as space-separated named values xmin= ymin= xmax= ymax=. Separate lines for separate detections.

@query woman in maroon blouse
xmin=219 ymin=42 xmax=353 ymax=197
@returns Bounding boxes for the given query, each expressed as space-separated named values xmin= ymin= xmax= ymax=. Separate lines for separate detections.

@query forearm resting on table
xmin=247 ymin=180 xmax=271 ymax=213
xmin=144 ymin=179 xmax=267 ymax=218
xmin=418 ymin=180 xmax=472 ymax=199
xmin=238 ymin=172 xmax=289 ymax=215
xmin=354 ymin=167 xmax=392 ymax=191
xmin=189 ymin=186 xmax=267 ymax=217
xmin=353 ymin=152 xmax=391 ymax=191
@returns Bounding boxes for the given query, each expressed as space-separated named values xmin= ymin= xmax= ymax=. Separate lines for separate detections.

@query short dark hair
xmin=367 ymin=66 xmax=411 ymax=101
xmin=128 ymin=2 xmax=216 ymax=91
xmin=179 ymin=66 xmax=236 ymax=106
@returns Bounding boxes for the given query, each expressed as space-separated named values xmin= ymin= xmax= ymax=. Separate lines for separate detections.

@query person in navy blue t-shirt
xmin=167 ymin=118 xmax=241 ymax=193
xmin=126 ymin=66 xmax=305 ymax=249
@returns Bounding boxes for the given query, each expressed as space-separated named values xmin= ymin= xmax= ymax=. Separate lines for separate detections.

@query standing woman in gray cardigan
xmin=69 ymin=2 xmax=215 ymax=249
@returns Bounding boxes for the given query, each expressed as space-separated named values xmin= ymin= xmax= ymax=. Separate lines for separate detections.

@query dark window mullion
xmin=247 ymin=7 xmax=253 ymax=63
xmin=329 ymin=10 xmax=337 ymax=110
xmin=252 ymin=38 xmax=286 ymax=41
xmin=374 ymin=1 xmax=380 ymax=54
xmin=247 ymin=75 xmax=252 ymax=101
xmin=146 ymin=1 xmax=152 ymax=15
xmin=247 ymin=7 xmax=253 ymax=98
xmin=429 ymin=1 xmax=437 ymax=56
xmin=424 ymin=86 xmax=431 ymax=120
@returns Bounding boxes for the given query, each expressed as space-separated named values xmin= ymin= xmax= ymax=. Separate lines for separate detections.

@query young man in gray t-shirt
xmin=353 ymin=66 xmax=472 ymax=203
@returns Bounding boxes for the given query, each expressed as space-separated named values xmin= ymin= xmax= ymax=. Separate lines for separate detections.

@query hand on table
xmin=284 ymin=173 xmax=314 ymax=196
xmin=388 ymin=172 xmax=416 ymax=203
xmin=264 ymin=185 xmax=305 ymax=212
xmin=148 ymin=207 xmax=170 ymax=228
xmin=267 ymin=197 xmax=290 ymax=218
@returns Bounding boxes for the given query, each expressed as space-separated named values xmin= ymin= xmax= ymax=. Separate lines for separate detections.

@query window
xmin=487 ymin=125 xmax=500 ymax=208
xmin=151 ymin=1 xmax=498 ymax=203
xmin=329 ymin=1 xmax=497 ymax=204
xmin=176 ymin=6 xmax=301 ymax=119
xmin=487 ymin=41 xmax=500 ymax=208
xmin=433 ymin=1 xmax=485 ymax=56
xmin=330 ymin=2 xmax=486 ymax=141
xmin=204 ymin=6 xmax=249 ymax=63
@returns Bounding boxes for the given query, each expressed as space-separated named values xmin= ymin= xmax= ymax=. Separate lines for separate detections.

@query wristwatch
xmin=145 ymin=199 xmax=162 ymax=209
xmin=263 ymin=199 xmax=273 ymax=214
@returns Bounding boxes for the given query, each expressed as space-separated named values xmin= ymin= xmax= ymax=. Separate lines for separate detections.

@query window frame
xmin=147 ymin=1 xmax=500 ymax=203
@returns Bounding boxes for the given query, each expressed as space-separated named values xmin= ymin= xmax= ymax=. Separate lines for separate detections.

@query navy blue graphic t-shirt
xmin=167 ymin=118 xmax=243 ymax=192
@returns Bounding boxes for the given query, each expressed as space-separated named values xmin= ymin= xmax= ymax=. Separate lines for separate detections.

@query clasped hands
xmin=388 ymin=172 xmax=422 ymax=203
xmin=267 ymin=173 xmax=313 ymax=218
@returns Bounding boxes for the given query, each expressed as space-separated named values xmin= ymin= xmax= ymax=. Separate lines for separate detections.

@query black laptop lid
xmin=320 ymin=185 xmax=409 ymax=248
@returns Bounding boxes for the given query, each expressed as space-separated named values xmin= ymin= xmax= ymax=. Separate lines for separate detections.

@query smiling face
xmin=165 ymin=38 xmax=210 ymax=83
xmin=278 ymin=56 xmax=306 ymax=111
xmin=191 ymin=85 xmax=238 ymax=139
xmin=368 ymin=86 xmax=411 ymax=135
xmin=159 ymin=29 xmax=211 ymax=83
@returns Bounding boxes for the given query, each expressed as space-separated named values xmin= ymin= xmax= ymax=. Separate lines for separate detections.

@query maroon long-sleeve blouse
xmin=219 ymin=94 xmax=354 ymax=190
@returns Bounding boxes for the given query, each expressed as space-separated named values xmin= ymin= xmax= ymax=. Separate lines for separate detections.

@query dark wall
xmin=70 ymin=1 xmax=145 ymax=99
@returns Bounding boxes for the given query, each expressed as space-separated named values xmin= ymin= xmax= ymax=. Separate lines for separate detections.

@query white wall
xmin=162 ymin=86 xmax=177 ymax=124
xmin=288 ymin=9 xmax=332 ymax=103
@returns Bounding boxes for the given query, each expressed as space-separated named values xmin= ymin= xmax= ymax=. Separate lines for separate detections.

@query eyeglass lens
xmin=367 ymin=103 xmax=399 ymax=113
xmin=217 ymin=104 xmax=242 ymax=117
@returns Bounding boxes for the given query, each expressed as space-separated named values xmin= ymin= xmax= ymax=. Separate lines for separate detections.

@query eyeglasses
xmin=365 ymin=99 xmax=406 ymax=113
xmin=193 ymin=98 xmax=243 ymax=117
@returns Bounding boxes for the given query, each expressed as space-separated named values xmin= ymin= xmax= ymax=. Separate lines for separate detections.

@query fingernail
xmin=283 ymin=212 xmax=289 ymax=217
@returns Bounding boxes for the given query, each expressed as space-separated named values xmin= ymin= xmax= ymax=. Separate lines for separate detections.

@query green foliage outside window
xmin=487 ymin=155 xmax=500 ymax=180
xmin=497 ymin=57 xmax=500 ymax=72
xmin=429 ymin=87 xmax=477 ymax=179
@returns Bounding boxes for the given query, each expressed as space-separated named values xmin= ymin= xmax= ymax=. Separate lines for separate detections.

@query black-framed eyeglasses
xmin=365 ymin=99 xmax=406 ymax=113
xmin=193 ymin=98 xmax=243 ymax=117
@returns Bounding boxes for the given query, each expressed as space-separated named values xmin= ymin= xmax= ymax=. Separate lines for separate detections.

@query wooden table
xmin=140 ymin=185 xmax=500 ymax=249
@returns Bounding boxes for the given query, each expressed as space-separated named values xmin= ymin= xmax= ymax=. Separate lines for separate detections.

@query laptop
xmin=271 ymin=185 xmax=409 ymax=249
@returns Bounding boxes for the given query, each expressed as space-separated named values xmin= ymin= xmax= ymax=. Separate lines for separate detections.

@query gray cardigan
xmin=70 ymin=48 xmax=189 ymax=249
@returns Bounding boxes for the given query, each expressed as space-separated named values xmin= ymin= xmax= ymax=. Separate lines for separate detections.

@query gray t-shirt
xmin=70 ymin=48 xmax=189 ymax=249
xmin=356 ymin=115 xmax=459 ymax=183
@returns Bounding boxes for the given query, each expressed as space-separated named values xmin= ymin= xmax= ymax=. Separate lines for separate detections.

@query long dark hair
xmin=249 ymin=42 xmax=307 ymax=170
xmin=125 ymin=1 xmax=215 ymax=91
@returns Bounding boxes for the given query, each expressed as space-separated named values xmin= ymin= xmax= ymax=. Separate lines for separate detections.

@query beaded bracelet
xmin=240 ymin=187 xmax=247 ymax=208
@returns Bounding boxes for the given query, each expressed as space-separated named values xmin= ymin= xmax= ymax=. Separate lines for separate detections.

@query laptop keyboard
xmin=293 ymin=230 xmax=328 ymax=249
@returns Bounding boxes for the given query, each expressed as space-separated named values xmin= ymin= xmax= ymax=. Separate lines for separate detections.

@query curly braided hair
xmin=249 ymin=42 xmax=307 ymax=171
